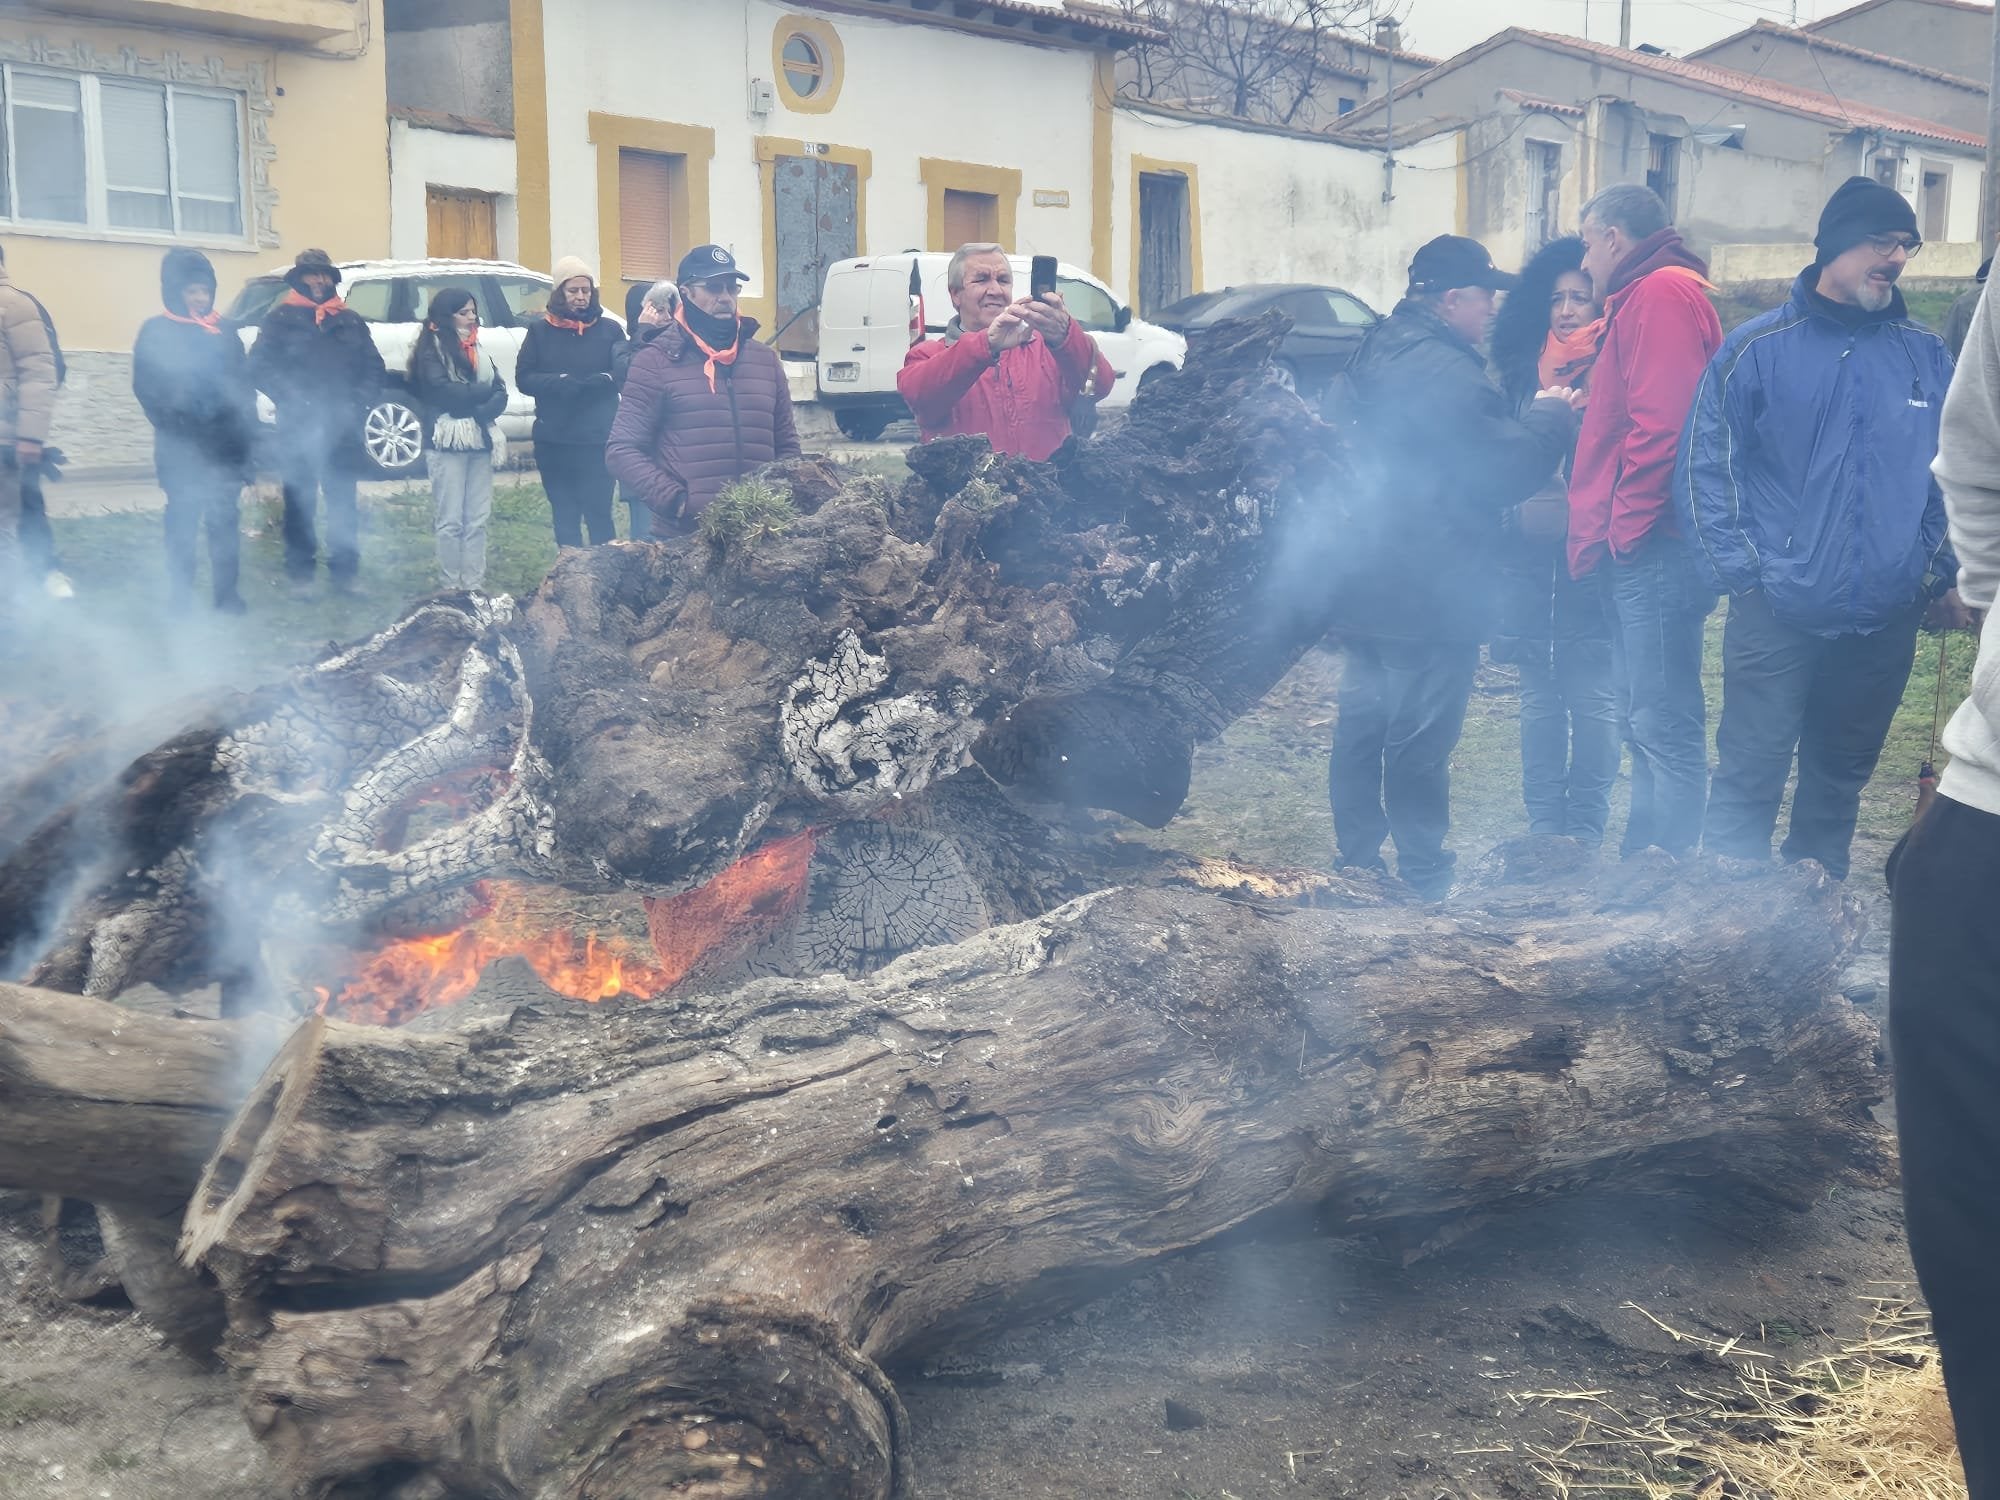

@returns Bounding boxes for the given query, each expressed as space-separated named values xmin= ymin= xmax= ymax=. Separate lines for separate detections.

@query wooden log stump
xmin=154 ymin=850 xmax=1883 ymax=1499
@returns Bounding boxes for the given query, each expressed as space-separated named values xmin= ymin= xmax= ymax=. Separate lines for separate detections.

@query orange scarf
xmin=281 ymin=288 xmax=347 ymax=325
xmin=165 ymin=309 xmax=221 ymax=334
xmin=544 ymin=310 xmax=595 ymax=334
xmin=675 ymin=304 xmax=741 ymax=393
xmin=460 ymin=332 xmax=480 ymax=367
xmin=1538 ymin=319 xmax=1604 ymax=392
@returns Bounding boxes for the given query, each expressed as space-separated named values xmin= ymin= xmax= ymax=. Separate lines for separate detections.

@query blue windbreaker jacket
xmin=1675 ymin=267 xmax=1956 ymax=638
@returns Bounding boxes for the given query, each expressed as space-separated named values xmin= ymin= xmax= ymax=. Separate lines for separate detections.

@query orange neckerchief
xmin=460 ymin=332 xmax=481 ymax=367
xmin=1538 ymin=318 xmax=1604 ymax=392
xmin=164 ymin=309 xmax=222 ymax=334
xmin=675 ymin=304 xmax=741 ymax=393
xmin=544 ymin=309 xmax=595 ymax=334
xmin=280 ymin=288 xmax=348 ymax=326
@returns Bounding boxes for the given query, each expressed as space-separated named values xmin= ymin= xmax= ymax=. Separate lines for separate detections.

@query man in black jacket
xmin=247 ymin=248 xmax=385 ymax=592
xmin=133 ymin=248 xmax=258 ymax=613
xmin=1324 ymin=235 xmax=1580 ymax=898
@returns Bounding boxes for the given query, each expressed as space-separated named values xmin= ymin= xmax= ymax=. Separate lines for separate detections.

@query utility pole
xmin=1619 ymin=0 xmax=1632 ymax=48
xmin=1377 ymin=13 xmax=1398 ymax=204
xmin=1987 ymin=0 xmax=2000 ymax=251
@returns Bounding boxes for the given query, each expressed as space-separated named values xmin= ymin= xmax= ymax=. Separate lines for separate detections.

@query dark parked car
xmin=1152 ymin=283 xmax=1379 ymax=398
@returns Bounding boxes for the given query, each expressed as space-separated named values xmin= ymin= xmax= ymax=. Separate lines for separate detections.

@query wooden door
xmin=427 ymin=188 xmax=498 ymax=261
xmin=772 ymin=153 xmax=859 ymax=356
xmin=1137 ymin=172 xmax=1190 ymax=318
xmin=941 ymin=189 xmax=996 ymax=249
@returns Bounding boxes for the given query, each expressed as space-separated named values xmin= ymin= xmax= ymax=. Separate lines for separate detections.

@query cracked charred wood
xmin=0 ymin=316 xmax=1348 ymax=1007
xmin=173 ymin=851 xmax=1882 ymax=1499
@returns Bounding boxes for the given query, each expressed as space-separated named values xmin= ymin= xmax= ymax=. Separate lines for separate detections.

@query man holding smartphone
xmin=899 ymin=243 xmax=1114 ymax=461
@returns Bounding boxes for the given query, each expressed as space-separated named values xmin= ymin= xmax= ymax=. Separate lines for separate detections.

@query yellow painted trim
xmin=510 ymin=0 xmax=551 ymax=272
xmin=588 ymin=114 xmax=716 ymax=294
xmin=1091 ymin=51 xmax=1116 ymax=285
xmin=1127 ymin=155 xmax=1203 ymax=317
xmin=748 ymin=136 xmax=872 ymax=338
xmin=772 ymin=13 xmax=846 ymax=115
xmin=918 ymin=158 xmax=1022 ymax=251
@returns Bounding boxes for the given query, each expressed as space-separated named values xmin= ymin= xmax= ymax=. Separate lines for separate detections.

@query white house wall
xmin=389 ymin=120 xmax=520 ymax=262
xmin=1110 ymin=107 xmax=1462 ymax=314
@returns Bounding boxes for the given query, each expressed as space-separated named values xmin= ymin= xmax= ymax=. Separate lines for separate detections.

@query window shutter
xmin=11 ymin=72 xmax=86 ymax=224
xmin=173 ymin=91 xmax=243 ymax=235
xmin=618 ymin=149 xmax=678 ymax=284
xmin=101 ymin=79 xmax=172 ymax=230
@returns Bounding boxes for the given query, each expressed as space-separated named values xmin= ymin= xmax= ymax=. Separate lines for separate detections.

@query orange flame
xmin=316 ymin=830 xmax=820 ymax=1027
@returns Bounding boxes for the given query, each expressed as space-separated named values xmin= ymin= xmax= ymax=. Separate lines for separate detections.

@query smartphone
xmin=1030 ymin=255 xmax=1058 ymax=301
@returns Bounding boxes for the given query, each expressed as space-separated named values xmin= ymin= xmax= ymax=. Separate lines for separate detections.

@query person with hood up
xmin=132 ymin=248 xmax=258 ymax=613
xmin=515 ymin=256 xmax=625 ymax=548
xmin=248 ymin=248 xmax=386 ymax=593
xmin=407 ymin=288 xmax=509 ymax=591
xmin=0 ymin=239 xmax=57 ymax=632
xmin=606 ymin=245 xmax=799 ymax=534
xmin=1487 ymin=235 xmax=1619 ymax=847
xmin=1323 ymin=234 xmax=1581 ymax=899
xmin=1679 ymin=177 xmax=1972 ymax=881
xmin=1569 ymin=184 xmax=1724 ymax=859
xmin=896 ymin=243 xmax=1115 ymax=461
xmin=610 ymin=278 xmax=680 ymax=541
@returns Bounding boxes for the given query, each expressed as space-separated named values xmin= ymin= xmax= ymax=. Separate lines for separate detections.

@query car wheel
xmin=834 ymin=409 xmax=892 ymax=442
xmin=363 ymin=394 xmax=425 ymax=477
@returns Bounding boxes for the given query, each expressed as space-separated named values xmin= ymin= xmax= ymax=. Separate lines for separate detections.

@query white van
xmin=815 ymin=252 xmax=1186 ymax=441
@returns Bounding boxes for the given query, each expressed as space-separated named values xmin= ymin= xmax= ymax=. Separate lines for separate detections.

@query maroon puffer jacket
xmin=605 ymin=318 xmax=801 ymax=529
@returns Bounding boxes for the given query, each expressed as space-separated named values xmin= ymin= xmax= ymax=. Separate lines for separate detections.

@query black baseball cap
xmin=1407 ymin=235 xmax=1518 ymax=294
xmin=676 ymin=244 xmax=751 ymax=285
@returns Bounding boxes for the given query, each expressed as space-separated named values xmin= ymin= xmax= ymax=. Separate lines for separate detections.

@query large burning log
xmin=0 ymin=317 xmax=1348 ymax=1008
xmin=3 ymin=850 xmax=1885 ymax=1497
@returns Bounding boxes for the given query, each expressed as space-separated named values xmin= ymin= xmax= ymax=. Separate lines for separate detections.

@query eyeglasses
xmin=1865 ymin=234 xmax=1923 ymax=258
xmin=694 ymin=276 xmax=741 ymax=294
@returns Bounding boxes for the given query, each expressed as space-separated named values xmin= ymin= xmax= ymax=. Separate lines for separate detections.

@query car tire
xmin=362 ymin=393 xmax=425 ymax=477
xmin=834 ymin=408 xmax=892 ymax=442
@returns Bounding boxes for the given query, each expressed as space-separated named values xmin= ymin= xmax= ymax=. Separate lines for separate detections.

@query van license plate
xmin=826 ymin=363 xmax=859 ymax=382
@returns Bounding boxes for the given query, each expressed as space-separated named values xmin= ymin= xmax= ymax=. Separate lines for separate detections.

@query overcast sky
xmin=1397 ymin=0 xmax=1838 ymax=59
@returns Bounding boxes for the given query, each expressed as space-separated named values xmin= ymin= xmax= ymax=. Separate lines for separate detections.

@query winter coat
xmin=0 ymin=263 xmax=57 ymax=446
xmin=605 ymin=317 xmax=800 ymax=528
xmin=1676 ymin=265 xmax=1955 ymax=639
xmin=612 ymin=321 xmax=668 ymax=389
xmin=133 ymin=315 xmax=258 ymax=481
xmin=898 ymin=320 xmax=1114 ymax=462
xmin=1324 ymin=299 xmax=1577 ymax=645
xmin=515 ymin=310 xmax=626 ymax=447
xmin=409 ymin=332 xmax=509 ymax=452
xmin=248 ymin=296 xmax=385 ymax=448
xmin=1568 ymin=230 xmax=1724 ymax=579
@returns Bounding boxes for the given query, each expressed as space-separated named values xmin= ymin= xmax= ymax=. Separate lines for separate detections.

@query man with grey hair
xmin=1567 ymin=184 xmax=1724 ymax=857
xmin=898 ymin=243 xmax=1113 ymax=461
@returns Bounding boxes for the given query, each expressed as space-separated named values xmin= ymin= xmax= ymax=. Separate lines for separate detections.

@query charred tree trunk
xmin=34 ymin=852 xmax=1872 ymax=1499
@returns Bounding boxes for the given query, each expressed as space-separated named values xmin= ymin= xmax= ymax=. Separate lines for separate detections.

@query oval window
xmin=782 ymin=34 xmax=825 ymax=98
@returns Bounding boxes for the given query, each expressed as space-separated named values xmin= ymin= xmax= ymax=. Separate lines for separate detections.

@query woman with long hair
xmin=407 ymin=287 xmax=508 ymax=590
xmin=1488 ymin=236 xmax=1621 ymax=847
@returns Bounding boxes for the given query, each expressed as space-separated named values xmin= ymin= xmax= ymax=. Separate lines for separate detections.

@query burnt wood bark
xmin=0 ymin=318 xmax=1352 ymax=1007
xmin=141 ymin=850 xmax=1881 ymax=1499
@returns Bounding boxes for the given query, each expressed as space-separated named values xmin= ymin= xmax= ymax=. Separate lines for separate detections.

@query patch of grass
xmin=698 ymin=477 xmax=797 ymax=547
xmin=89 ymin=1448 xmax=143 ymax=1473
xmin=1710 ymin=276 xmax=1970 ymax=335
xmin=0 ymin=1382 xmax=82 ymax=1428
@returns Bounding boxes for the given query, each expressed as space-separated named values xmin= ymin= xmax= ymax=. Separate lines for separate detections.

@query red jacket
xmin=898 ymin=321 xmax=1114 ymax=461
xmin=1567 ymin=232 xmax=1723 ymax=578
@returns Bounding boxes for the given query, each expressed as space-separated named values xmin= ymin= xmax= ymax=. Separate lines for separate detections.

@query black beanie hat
xmin=160 ymin=247 xmax=217 ymax=313
xmin=1814 ymin=176 xmax=1919 ymax=264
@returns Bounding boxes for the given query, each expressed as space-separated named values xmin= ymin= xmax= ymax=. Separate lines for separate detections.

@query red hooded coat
xmin=898 ymin=321 xmax=1113 ymax=462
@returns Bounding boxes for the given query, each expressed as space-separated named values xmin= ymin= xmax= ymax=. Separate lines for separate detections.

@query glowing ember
xmin=644 ymin=829 xmax=818 ymax=982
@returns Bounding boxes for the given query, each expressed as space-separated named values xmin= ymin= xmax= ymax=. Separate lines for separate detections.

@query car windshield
xmin=493 ymin=275 xmax=555 ymax=326
xmin=228 ymin=277 xmax=288 ymax=323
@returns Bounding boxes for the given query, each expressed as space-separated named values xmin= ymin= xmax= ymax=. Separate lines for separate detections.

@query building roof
xmin=1337 ymin=26 xmax=1983 ymax=150
xmin=1805 ymin=0 xmax=1995 ymax=29
xmin=804 ymin=0 xmax=1162 ymax=48
xmin=1685 ymin=18 xmax=1985 ymax=91
xmin=1496 ymin=88 xmax=1584 ymax=118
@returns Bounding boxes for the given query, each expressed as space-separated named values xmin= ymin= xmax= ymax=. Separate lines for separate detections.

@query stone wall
xmin=49 ymin=352 xmax=155 ymax=473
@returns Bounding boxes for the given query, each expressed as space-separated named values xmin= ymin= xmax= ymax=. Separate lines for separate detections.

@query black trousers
xmin=537 ymin=441 xmax=616 ymax=548
xmin=1328 ymin=637 xmax=1479 ymax=899
xmin=279 ymin=427 xmax=360 ymax=581
xmin=162 ymin=463 xmax=242 ymax=603
xmin=20 ymin=469 xmax=57 ymax=577
xmin=1704 ymin=590 xmax=1920 ymax=880
xmin=1889 ymin=793 xmax=2000 ymax=1499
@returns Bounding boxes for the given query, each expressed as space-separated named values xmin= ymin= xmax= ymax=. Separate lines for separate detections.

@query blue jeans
xmin=1519 ymin=624 xmax=1620 ymax=846
xmin=1705 ymin=589 xmax=1920 ymax=880
xmin=1329 ymin=637 xmax=1480 ymax=898
xmin=624 ymin=491 xmax=652 ymax=541
xmin=1603 ymin=530 xmax=1716 ymax=857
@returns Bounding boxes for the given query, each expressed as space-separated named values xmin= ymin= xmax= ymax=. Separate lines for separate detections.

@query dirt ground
xmin=0 ymin=650 xmax=1925 ymax=1500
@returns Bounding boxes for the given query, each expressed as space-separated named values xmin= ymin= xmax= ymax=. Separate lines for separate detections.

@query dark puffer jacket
xmin=515 ymin=305 xmax=626 ymax=446
xmin=409 ymin=331 xmax=509 ymax=452
xmin=132 ymin=249 xmax=258 ymax=481
xmin=247 ymin=292 xmax=385 ymax=452
xmin=605 ymin=318 xmax=801 ymax=528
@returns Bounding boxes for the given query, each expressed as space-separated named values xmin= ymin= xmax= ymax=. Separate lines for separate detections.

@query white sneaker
xmin=42 ymin=571 xmax=75 ymax=600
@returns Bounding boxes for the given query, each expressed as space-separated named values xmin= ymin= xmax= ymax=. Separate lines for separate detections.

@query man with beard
xmin=606 ymin=245 xmax=798 ymax=534
xmin=898 ymin=243 xmax=1113 ymax=461
xmin=248 ymin=248 xmax=385 ymax=593
xmin=133 ymin=248 xmax=257 ymax=614
xmin=1679 ymin=176 xmax=1974 ymax=879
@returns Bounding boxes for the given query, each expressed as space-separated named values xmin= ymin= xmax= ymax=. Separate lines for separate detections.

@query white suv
xmin=228 ymin=258 xmax=569 ymax=476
